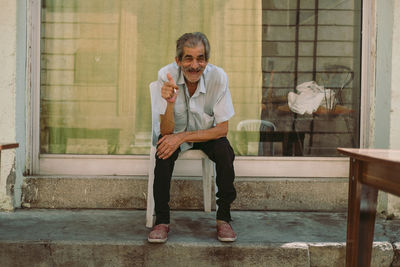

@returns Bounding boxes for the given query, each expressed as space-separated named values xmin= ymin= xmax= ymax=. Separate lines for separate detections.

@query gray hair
xmin=176 ymin=32 xmax=210 ymax=62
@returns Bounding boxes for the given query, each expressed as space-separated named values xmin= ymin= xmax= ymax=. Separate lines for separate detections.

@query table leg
xmin=308 ymin=115 xmax=315 ymax=154
xmin=294 ymin=133 xmax=305 ymax=156
xmin=346 ymin=159 xmax=378 ymax=267
xmin=282 ymin=133 xmax=290 ymax=156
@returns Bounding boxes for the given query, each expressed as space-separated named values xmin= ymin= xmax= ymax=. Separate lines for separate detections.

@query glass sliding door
xmin=37 ymin=0 xmax=362 ymax=176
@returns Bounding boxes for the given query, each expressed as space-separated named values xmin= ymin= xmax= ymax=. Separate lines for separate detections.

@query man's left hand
xmin=157 ymin=134 xmax=182 ymax=159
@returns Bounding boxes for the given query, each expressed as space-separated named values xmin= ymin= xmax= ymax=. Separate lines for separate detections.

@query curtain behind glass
xmin=40 ymin=0 xmax=262 ymax=155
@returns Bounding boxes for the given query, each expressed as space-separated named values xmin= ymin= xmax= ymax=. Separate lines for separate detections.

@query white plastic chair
xmin=146 ymin=81 xmax=214 ymax=228
xmin=236 ymin=119 xmax=276 ymax=156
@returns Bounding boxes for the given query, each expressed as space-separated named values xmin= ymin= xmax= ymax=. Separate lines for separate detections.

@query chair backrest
xmin=149 ymin=81 xmax=162 ymax=147
xmin=236 ymin=119 xmax=276 ymax=156
xmin=237 ymin=119 xmax=276 ymax=132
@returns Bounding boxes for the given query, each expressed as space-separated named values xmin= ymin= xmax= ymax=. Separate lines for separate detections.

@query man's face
xmin=176 ymin=44 xmax=208 ymax=84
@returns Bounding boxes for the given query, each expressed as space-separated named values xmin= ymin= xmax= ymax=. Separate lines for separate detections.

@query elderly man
xmin=148 ymin=32 xmax=237 ymax=243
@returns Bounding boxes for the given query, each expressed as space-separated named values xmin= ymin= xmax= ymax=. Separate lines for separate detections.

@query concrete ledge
xmin=234 ymin=177 xmax=348 ymax=211
xmin=371 ymin=242 xmax=394 ymax=267
xmin=309 ymin=242 xmax=394 ymax=267
xmin=0 ymin=241 xmax=311 ymax=267
xmin=0 ymin=241 xmax=395 ymax=267
xmin=21 ymin=176 xmax=348 ymax=211
xmin=22 ymin=176 xmax=149 ymax=209
xmin=309 ymin=243 xmax=346 ymax=267
xmin=0 ymin=210 xmax=398 ymax=267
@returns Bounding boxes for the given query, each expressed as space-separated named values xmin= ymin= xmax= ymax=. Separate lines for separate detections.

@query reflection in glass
xmin=258 ymin=0 xmax=361 ymax=156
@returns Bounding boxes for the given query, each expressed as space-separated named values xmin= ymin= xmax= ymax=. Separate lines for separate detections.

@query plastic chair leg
xmin=202 ymin=158 xmax=213 ymax=212
xmin=146 ymin=147 xmax=156 ymax=228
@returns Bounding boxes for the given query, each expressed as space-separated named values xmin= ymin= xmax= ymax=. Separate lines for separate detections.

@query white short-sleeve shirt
xmin=154 ymin=62 xmax=235 ymax=151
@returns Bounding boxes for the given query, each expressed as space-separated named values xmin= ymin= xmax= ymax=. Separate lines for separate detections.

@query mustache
xmin=183 ymin=66 xmax=202 ymax=72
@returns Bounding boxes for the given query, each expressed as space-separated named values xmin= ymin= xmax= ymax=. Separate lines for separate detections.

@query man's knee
xmin=155 ymin=147 xmax=180 ymax=164
xmin=213 ymin=138 xmax=235 ymax=162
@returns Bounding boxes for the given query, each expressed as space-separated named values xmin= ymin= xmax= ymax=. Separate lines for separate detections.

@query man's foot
xmin=217 ymin=220 xmax=237 ymax=242
xmin=148 ymin=224 xmax=170 ymax=243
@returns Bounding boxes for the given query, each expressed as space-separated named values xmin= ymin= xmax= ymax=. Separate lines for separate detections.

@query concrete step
xmin=0 ymin=209 xmax=398 ymax=266
xmin=21 ymin=175 xmax=348 ymax=211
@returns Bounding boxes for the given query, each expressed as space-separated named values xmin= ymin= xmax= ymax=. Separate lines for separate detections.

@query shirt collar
xmin=177 ymin=67 xmax=185 ymax=85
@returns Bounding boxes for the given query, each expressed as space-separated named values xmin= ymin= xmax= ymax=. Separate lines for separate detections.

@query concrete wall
xmin=374 ymin=0 xmax=400 ymax=217
xmin=0 ymin=0 xmax=17 ymax=210
xmin=390 ymin=1 xmax=400 ymax=151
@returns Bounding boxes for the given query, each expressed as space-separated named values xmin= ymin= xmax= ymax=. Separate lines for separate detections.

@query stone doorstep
xmin=0 ymin=210 xmax=399 ymax=266
xmin=0 ymin=241 xmax=396 ymax=267
xmin=21 ymin=176 xmax=348 ymax=211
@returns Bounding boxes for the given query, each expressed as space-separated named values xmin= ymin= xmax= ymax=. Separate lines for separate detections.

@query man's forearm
xmin=176 ymin=121 xmax=228 ymax=143
xmin=160 ymin=102 xmax=175 ymax=136
xmin=156 ymin=121 xmax=229 ymax=160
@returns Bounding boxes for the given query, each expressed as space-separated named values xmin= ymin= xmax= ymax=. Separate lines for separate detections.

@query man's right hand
xmin=156 ymin=133 xmax=183 ymax=159
xmin=162 ymin=73 xmax=179 ymax=103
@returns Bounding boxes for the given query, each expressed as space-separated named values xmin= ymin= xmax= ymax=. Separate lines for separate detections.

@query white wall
xmin=390 ymin=0 xmax=400 ymax=147
xmin=388 ymin=0 xmax=400 ymax=216
xmin=0 ymin=0 xmax=17 ymax=210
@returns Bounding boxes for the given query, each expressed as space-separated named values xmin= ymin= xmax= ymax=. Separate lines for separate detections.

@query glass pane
xmin=40 ymin=0 xmax=263 ymax=155
xmin=257 ymin=0 xmax=361 ymax=156
xmin=40 ymin=0 xmax=361 ymax=157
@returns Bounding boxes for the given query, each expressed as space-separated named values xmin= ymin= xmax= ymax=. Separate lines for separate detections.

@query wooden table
xmin=278 ymin=104 xmax=354 ymax=115
xmin=278 ymin=105 xmax=355 ymax=153
xmin=259 ymin=131 xmax=306 ymax=156
xmin=337 ymin=148 xmax=400 ymax=267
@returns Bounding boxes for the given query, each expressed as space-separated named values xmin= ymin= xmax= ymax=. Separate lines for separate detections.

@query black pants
xmin=153 ymin=137 xmax=236 ymax=225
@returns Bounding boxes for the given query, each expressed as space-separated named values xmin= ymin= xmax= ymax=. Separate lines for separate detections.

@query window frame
xmin=29 ymin=0 xmax=374 ymax=177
